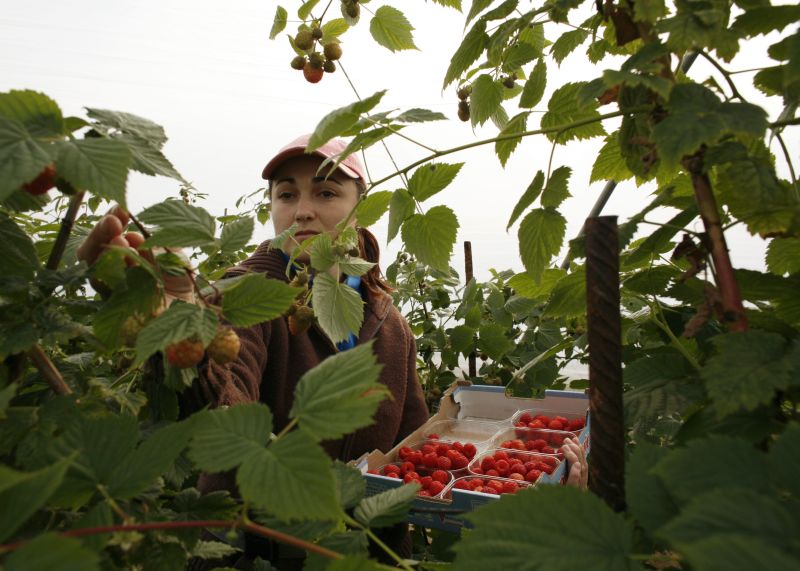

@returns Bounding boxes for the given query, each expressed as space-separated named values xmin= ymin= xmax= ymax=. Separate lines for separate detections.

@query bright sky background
xmin=2 ymin=0 xmax=796 ymax=281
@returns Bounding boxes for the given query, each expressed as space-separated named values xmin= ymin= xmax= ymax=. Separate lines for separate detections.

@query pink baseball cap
xmin=261 ymin=134 xmax=366 ymax=181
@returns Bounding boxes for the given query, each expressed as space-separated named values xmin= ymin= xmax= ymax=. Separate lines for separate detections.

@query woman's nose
xmin=294 ymin=195 xmax=315 ymax=221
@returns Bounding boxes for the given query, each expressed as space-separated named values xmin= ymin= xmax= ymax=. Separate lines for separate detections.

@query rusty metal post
xmin=464 ymin=241 xmax=476 ymax=378
xmin=585 ymin=216 xmax=625 ymax=512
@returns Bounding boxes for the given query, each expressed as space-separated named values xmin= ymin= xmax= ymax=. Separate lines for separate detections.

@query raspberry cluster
xmin=515 ymin=411 xmax=586 ymax=433
xmin=290 ymin=25 xmax=342 ymax=83
xmin=369 ymin=463 xmax=452 ymax=498
xmin=397 ymin=440 xmax=477 ymax=472
xmin=451 ymin=476 xmax=528 ymax=495
xmin=470 ymin=450 xmax=559 ymax=483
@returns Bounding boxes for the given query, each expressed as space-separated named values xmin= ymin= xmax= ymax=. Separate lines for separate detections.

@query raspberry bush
xmin=2 ymin=0 xmax=800 ymax=569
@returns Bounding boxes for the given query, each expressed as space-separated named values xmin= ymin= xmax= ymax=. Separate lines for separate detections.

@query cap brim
xmin=261 ymin=147 xmax=360 ymax=180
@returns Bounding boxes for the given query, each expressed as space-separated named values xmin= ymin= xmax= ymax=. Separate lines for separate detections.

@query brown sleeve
xmin=183 ymin=320 xmax=271 ymax=412
xmin=394 ymin=320 xmax=430 ymax=443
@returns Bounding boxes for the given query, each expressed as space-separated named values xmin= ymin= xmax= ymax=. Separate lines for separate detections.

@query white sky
xmin=1 ymin=0 xmax=796 ymax=280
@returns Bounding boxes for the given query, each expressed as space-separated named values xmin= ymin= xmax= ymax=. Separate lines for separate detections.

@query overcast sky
xmin=1 ymin=0 xmax=795 ymax=280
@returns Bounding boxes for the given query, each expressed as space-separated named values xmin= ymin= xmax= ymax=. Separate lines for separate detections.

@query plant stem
xmin=343 ymin=515 xmax=414 ymax=571
xmin=274 ymin=417 xmax=298 ymax=440
xmin=774 ymin=132 xmax=798 ymax=198
xmin=0 ymin=520 xmax=343 ymax=559
xmin=683 ymin=156 xmax=748 ymax=331
xmin=27 ymin=344 xmax=72 ymax=395
xmin=649 ymin=300 xmax=702 ymax=371
xmin=46 ymin=191 xmax=86 ymax=271
xmin=770 ymin=116 xmax=800 ymax=129
xmin=698 ymin=50 xmax=745 ymax=101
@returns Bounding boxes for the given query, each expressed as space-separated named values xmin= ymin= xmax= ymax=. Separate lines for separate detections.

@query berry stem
xmin=343 ymin=515 xmax=414 ymax=571
xmin=46 ymin=190 xmax=86 ymax=271
xmin=273 ymin=417 xmax=298 ymax=440
xmin=26 ymin=343 xmax=72 ymax=395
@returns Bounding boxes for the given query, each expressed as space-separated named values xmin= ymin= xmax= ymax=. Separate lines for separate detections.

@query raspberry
xmin=456 ymin=84 xmax=472 ymax=100
xmin=290 ymin=55 xmax=306 ymax=70
xmin=457 ymin=100 xmax=470 ymax=122
xmin=427 ymin=433 xmax=440 ymax=440
xmin=423 ymin=453 xmax=438 ymax=468
xmin=483 ymin=487 xmax=499 ymax=495
xmin=480 ymin=457 xmax=495 ymax=471
xmin=323 ymin=60 xmax=336 ymax=73
xmin=384 ymin=464 xmax=400 ymax=475
xmin=431 ymin=470 xmax=449 ymax=484
xmin=525 ymin=469 xmax=542 ymax=482
xmin=420 ymin=476 xmax=433 ymax=488
xmin=418 ymin=489 xmax=431 ymax=497
xmin=428 ymin=481 xmax=445 ymax=495
xmin=508 ymin=472 xmax=525 ymax=481
xmin=494 ymin=451 xmax=508 ymax=461
xmin=403 ymin=472 xmax=420 ymax=483
xmin=542 ymin=446 xmax=555 ymax=454
xmin=529 ymin=420 xmax=546 ymax=429
xmin=531 ymin=439 xmax=547 ymax=451
xmin=435 ymin=444 xmax=450 ymax=456
xmin=569 ymin=418 xmax=586 ymax=431
xmin=323 ymin=42 xmax=342 ymax=61
xmin=120 ymin=313 xmax=146 ymax=347
xmin=486 ymin=469 xmax=499 ymax=477
xmin=288 ymin=305 xmax=314 ymax=334
xmin=452 ymin=441 xmax=464 ymax=452
xmin=400 ymin=462 xmax=415 ymax=475
xmin=386 ymin=472 xmax=400 ymax=479
xmin=207 ymin=327 xmax=241 ymax=365
xmin=23 ymin=164 xmax=56 ymax=195
xmin=502 ymin=481 xmax=518 ymax=494
xmin=548 ymin=420 xmax=564 ymax=430
xmin=519 ymin=411 xmax=533 ymax=424
xmin=471 ymin=467 xmax=484 ymax=474
xmin=451 ymin=453 xmax=468 ymax=470
xmin=494 ymin=459 xmax=509 ymax=474
xmin=165 ymin=338 xmax=205 ymax=369
xmin=503 ymin=76 xmax=516 ymax=88
xmin=311 ymin=26 xmax=323 ymax=40
xmin=302 ymin=62 xmax=324 ymax=83
xmin=436 ymin=456 xmax=452 ymax=470
xmin=536 ymin=415 xmax=551 ymax=425
xmin=487 ymin=480 xmax=504 ymax=492
xmin=421 ymin=444 xmax=435 ymax=455
xmin=398 ymin=446 xmax=413 ymax=460
xmin=472 ymin=485 xmax=485 ymax=493
xmin=463 ymin=443 xmax=477 ymax=459
xmin=410 ymin=451 xmax=424 ymax=466
xmin=294 ymin=29 xmax=314 ymax=51
xmin=454 ymin=480 xmax=470 ymax=490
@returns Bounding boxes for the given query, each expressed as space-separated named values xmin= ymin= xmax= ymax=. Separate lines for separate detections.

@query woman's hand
xmin=77 ymin=206 xmax=195 ymax=303
xmin=562 ymin=436 xmax=588 ymax=490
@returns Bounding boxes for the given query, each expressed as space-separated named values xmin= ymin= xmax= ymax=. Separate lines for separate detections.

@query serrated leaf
xmin=625 ymin=443 xmax=677 ymax=534
xmin=544 ymin=268 xmax=586 ymax=318
xmin=623 ymin=265 xmax=680 ymax=296
xmin=732 ymin=6 xmax=800 ymax=36
xmin=551 ymin=29 xmax=589 ymax=64
xmin=222 ymin=273 xmax=301 ymax=328
xmin=339 ymin=257 xmax=375 ymax=277
xmin=633 ymin=0 xmax=666 ymax=23
xmin=237 ymin=429 xmax=340 ymax=520
xmin=298 ymin=0 xmax=320 ymax=20
xmin=0 ymin=214 xmax=39 ymax=279
xmin=0 ymin=116 xmax=57 ymax=201
xmin=394 ymin=108 xmax=448 ymax=123
xmin=701 ymin=331 xmax=791 ymax=419
xmin=496 ymin=112 xmax=528 ymax=167
xmin=541 ymin=82 xmax=606 ymax=143
xmin=478 ymin=323 xmax=515 ymax=359
xmin=502 ymin=41 xmax=540 ymax=72
xmin=541 ymin=166 xmax=571 ymax=208
xmin=191 ymin=540 xmax=240 ymax=560
xmin=139 ymin=200 xmax=216 ymax=248
xmin=334 ymin=461 xmax=366 ymax=510
xmin=401 ymin=205 xmax=459 ymax=271
xmin=455 ymin=486 xmax=639 ymax=570
xmin=449 ymin=324 xmax=475 ymax=354
xmin=118 ymin=133 xmax=182 ymax=180
xmin=518 ymin=208 xmax=566 ymax=281
xmin=470 ymin=74 xmax=504 ymax=127
xmin=308 ymin=91 xmax=386 ymax=152
xmin=219 ymin=217 xmax=255 ymax=255
xmin=134 ymin=302 xmax=219 ymax=364
xmin=321 ymin=18 xmax=349 ymax=44
xmin=310 ymin=233 xmax=336 ymax=272
xmin=290 ymin=342 xmax=386 ymax=441
xmin=769 ymin=422 xmax=800 ymax=497
xmin=312 ymin=272 xmax=364 ymax=344
xmin=443 ymin=21 xmax=488 ymax=88
xmin=189 ymin=403 xmax=273 ymax=472
xmin=520 ymin=58 xmax=547 ymax=108
xmin=370 ymin=6 xmax=417 ymax=52
xmin=767 ymin=238 xmax=800 ymax=275
xmin=508 ymin=268 xmax=565 ymax=299
xmin=4 ymin=534 xmax=99 ymax=571
xmin=355 ymin=190 xmax=392 ymax=227
xmin=0 ymin=89 xmax=64 ymax=138
xmin=354 ymin=483 xmax=419 ymax=528
xmin=506 ymin=170 xmax=544 ymax=230
xmin=92 ymin=267 xmax=159 ymax=348
xmin=653 ymin=436 xmax=768 ymax=504
xmin=591 ymin=134 xmax=633 ymax=183
xmin=680 ymin=536 xmax=798 ymax=571
xmin=625 ymin=206 xmax=697 ymax=266
xmin=270 ymin=6 xmax=288 ymax=39
xmin=387 ymin=188 xmax=415 ymax=242
xmin=408 ymin=162 xmax=464 ymax=202
xmin=0 ymin=456 xmax=73 ymax=542
xmin=86 ymin=108 xmax=167 ymax=146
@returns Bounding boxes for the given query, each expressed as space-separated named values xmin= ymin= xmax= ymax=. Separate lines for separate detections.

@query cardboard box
xmin=354 ymin=382 xmax=590 ymax=533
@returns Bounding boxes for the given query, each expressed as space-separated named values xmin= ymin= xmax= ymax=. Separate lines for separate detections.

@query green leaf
xmin=134 ymin=302 xmax=219 ymax=364
xmin=0 ymin=214 xmax=39 ymax=279
xmin=118 ymin=133 xmax=182 ymax=180
xmin=455 ymin=486 xmax=639 ymax=570
xmin=355 ymin=190 xmax=392 ymax=227
xmin=308 ymin=91 xmax=386 ymax=152
xmin=0 ymin=116 xmax=56 ymax=201
xmin=633 ymin=0 xmax=666 ymax=23
xmin=237 ymin=429 xmax=340 ymax=520
xmin=401 ymin=206 xmax=459 ymax=271
xmin=92 ymin=267 xmax=159 ymax=348
xmin=732 ymin=6 xmax=800 ymax=36
xmin=624 ymin=352 xmax=689 ymax=387
xmin=189 ymin=403 xmax=273 ymax=472
xmin=139 ymin=200 xmax=216 ymax=248
xmin=653 ymin=436 xmax=768 ymax=504
xmin=769 ymin=422 xmax=800 ymax=497
xmin=333 ymin=461 xmax=366 ymax=511
xmin=387 ymin=188 xmax=415 ymax=242
xmin=4 ymin=534 xmax=99 ymax=571
xmin=0 ymin=456 xmax=72 ymax=542
xmin=370 ymin=6 xmax=417 ymax=52
xmin=591 ymin=134 xmax=633 ymax=183
xmin=219 ymin=217 xmax=255 ymax=255
xmin=408 ymin=162 xmax=464 ymax=202
xmin=479 ymin=323 xmax=515 ymax=360
xmin=625 ymin=443 xmax=677 ymax=534
xmin=496 ymin=112 xmax=528 ymax=167
xmin=339 ymin=256 xmax=375 ymax=277
xmin=298 ymin=0 xmax=320 ymax=20
xmin=321 ymin=18 xmax=349 ymax=44
xmin=109 ymin=418 xmax=196 ymax=499
xmin=86 ymin=108 xmax=167 ymax=146
xmin=394 ymin=108 xmax=448 ymax=123
xmin=541 ymin=82 xmax=606 ymax=143
xmin=506 ymin=170 xmax=544 ymax=230
xmin=312 ymin=273 xmax=365 ymax=344
xmin=55 ymin=138 xmax=131 ymax=205
xmin=354 ymin=483 xmax=419 ymax=528
xmin=520 ymin=58 xmax=547 ymax=108
xmin=0 ymin=89 xmax=64 ymax=138
xmin=326 ymin=555 xmax=385 ymax=571
xmin=290 ymin=342 xmax=387 ymax=441
xmin=310 ymin=233 xmax=336 ymax=272
xmin=449 ymin=324 xmax=475 ymax=354
xmin=625 ymin=206 xmax=697 ymax=267
xmin=623 ymin=265 xmax=680 ymax=296
xmin=502 ymin=42 xmax=540 ymax=72
xmin=269 ymin=6 xmax=288 ymax=39
xmin=551 ymin=29 xmax=589 ymax=64
xmin=701 ymin=331 xmax=791 ymax=418
xmin=541 ymin=166 xmax=571 ymax=208
xmin=222 ymin=274 xmax=302 ymax=328
xmin=544 ymin=267 xmax=586 ymax=318
xmin=679 ymin=536 xmax=799 ymax=571
xmin=508 ymin=268 xmax=565 ymax=299
xmin=518 ymin=208 xmax=566 ymax=281
xmin=767 ymin=238 xmax=800 ymax=275
xmin=466 ymin=0 xmax=494 ymax=25
xmin=470 ymin=74 xmax=504 ymax=127
xmin=443 ymin=20 xmax=488 ymax=88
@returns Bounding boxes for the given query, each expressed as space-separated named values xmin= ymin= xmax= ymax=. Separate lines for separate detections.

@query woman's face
xmin=270 ymin=154 xmax=361 ymax=262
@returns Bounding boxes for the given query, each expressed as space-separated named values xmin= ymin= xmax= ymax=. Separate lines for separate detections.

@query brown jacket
xmin=184 ymin=241 xmax=429 ymax=491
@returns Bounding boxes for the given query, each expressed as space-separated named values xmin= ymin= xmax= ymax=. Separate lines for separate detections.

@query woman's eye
xmin=318 ymin=189 xmax=337 ymax=199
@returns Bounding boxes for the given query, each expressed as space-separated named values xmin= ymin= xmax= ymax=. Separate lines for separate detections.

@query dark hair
xmin=357 ymin=226 xmax=393 ymax=297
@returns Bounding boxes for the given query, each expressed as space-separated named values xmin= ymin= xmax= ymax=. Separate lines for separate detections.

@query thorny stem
xmin=0 ymin=520 xmax=344 ymax=559
xmin=46 ymin=191 xmax=86 ymax=271
xmin=343 ymin=514 xmax=414 ymax=571
xmin=26 ymin=344 xmax=72 ymax=395
xmin=649 ymin=299 xmax=702 ymax=371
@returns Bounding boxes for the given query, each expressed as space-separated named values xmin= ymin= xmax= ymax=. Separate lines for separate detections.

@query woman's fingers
xmin=77 ymin=211 xmax=126 ymax=264
xmin=563 ymin=437 xmax=588 ymax=490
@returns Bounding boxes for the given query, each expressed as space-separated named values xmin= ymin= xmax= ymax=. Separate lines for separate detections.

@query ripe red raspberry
xmin=428 ymin=481 xmax=445 ymax=495
xmin=519 ymin=411 xmax=533 ymax=424
xmin=452 ymin=441 xmax=464 ymax=452
xmin=463 ymin=443 xmax=477 ymax=459
xmin=494 ymin=459 xmax=509 ymax=474
xmin=486 ymin=469 xmax=499 ymax=477
xmin=551 ymin=434 xmax=565 ymax=446
xmin=207 ymin=327 xmax=241 ymax=365
xmin=367 ymin=469 xmax=378 ymax=475
xmin=502 ymin=481 xmax=518 ymax=494
xmin=400 ymin=462 xmax=415 ymax=475
xmin=480 ymin=456 xmax=495 ymax=471
xmin=303 ymin=62 xmax=324 ymax=83
xmin=548 ymin=420 xmax=564 ymax=430
xmin=384 ymin=464 xmax=400 ymax=475
xmin=451 ymin=453 xmax=468 ymax=470
xmin=486 ymin=480 xmax=504 ymax=493
xmin=423 ymin=453 xmax=438 ymax=468
xmin=436 ymin=456 xmax=452 ymax=470
xmin=435 ymin=444 xmax=450 ymax=456
xmin=471 ymin=467 xmax=484 ymax=474
xmin=508 ymin=472 xmax=525 ymax=481
xmin=525 ymin=469 xmax=542 ymax=482
xmin=483 ymin=486 xmax=499 ymax=494
xmin=454 ymin=479 xmax=470 ymax=490
xmin=421 ymin=444 xmax=435 ymax=455
xmin=420 ymin=476 xmax=433 ymax=488
xmin=410 ymin=451 xmax=424 ymax=466
xmin=555 ymin=415 xmax=569 ymax=425
xmin=542 ymin=446 xmax=555 ymax=454
xmin=403 ymin=472 xmax=420 ymax=483
xmin=418 ymin=489 xmax=431 ymax=497
xmin=165 ymin=338 xmax=205 ymax=368
xmin=529 ymin=419 xmax=546 ymax=429
xmin=494 ymin=451 xmax=508 ymax=461
xmin=569 ymin=417 xmax=586 ymax=430
xmin=431 ymin=470 xmax=449 ymax=484
xmin=427 ymin=433 xmax=440 ymax=440
xmin=536 ymin=415 xmax=551 ymax=425
xmin=22 ymin=164 xmax=57 ymax=195
xmin=509 ymin=462 xmax=526 ymax=474
xmin=472 ymin=485 xmax=485 ymax=493
xmin=398 ymin=446 xmax=413 ymax=460
xmin=386 ymin=472 xmax=400 ymax=479
xmin=541 ymin=456 xmax=557 ymax=468
xmin=531 ymin=439 xmax=547 ymax=451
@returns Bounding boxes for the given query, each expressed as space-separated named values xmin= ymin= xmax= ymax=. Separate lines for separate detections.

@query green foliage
xmin=370 ymin=6 xmax=417 ymax=52
xmin=222 ymin=274 xmax=302 ymax=328
xmin=353 ymin=483 xmax=419 ymax=528
xmin=401 ymin=206 xmax=459 ymax=271
xmin=4 ymin=534 xmax=99 ymax=571
xmin=408 ymin=162 xmax=464 ymax=202
xmin=312 ymin=273 xmax=365 ymax=344
xmin=518 ymin=208 xmax=566 ymax=281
